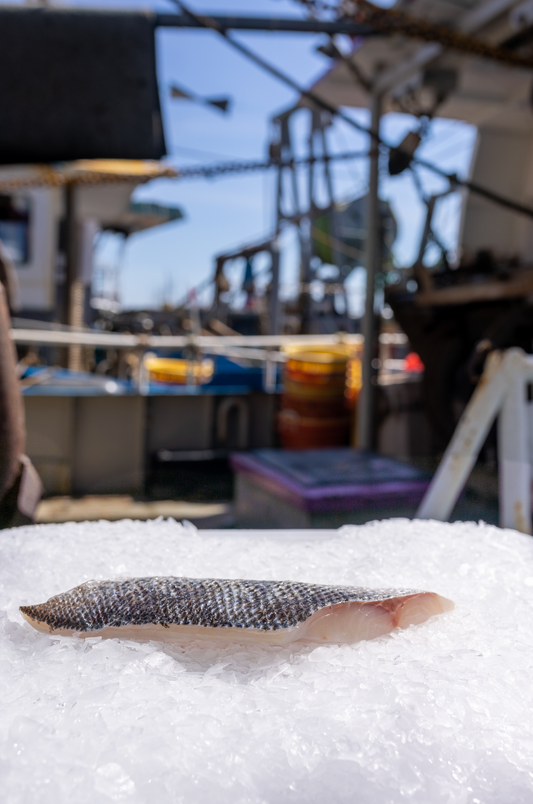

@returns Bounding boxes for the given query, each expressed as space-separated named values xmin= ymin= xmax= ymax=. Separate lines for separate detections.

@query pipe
xmin=155 ymin=13 xmax=373 ymax=36
xmin=357 ymin=93 xmax=382 ymax=450
xmin=269 ymin=242 xmax=281 ymax=336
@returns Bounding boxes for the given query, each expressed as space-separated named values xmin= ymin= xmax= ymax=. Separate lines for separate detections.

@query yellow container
xmin=282 ymin=343 xmax=356 ymax=375
xmin=145 ymin=357 xmax=214 ymax=385
xmin=346 ymin=358 xmax=362 ymax=392
xmin=281 ymin=344 xmax=362 ymax=397
xmin=279 ymin=343 xmax=362 ymax=447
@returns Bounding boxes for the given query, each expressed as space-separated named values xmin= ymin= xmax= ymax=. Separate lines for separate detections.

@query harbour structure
xmin=0 ymin=161 xmax=181 ymax=331
xmin=305 ymin=0 xmax=533 ymax=452
xmin=152 ymin=0 xmax=533 ymax=455
xmin=5 ymin=1 xmax=533 ymax=526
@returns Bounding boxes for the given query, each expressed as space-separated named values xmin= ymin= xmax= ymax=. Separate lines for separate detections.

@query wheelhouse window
xmin=0 ymin=194 xmax=30 ymax=265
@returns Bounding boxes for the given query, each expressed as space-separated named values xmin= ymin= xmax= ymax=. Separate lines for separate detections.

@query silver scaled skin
xmin=20 ymin=577 xmax=454 ymax=646
xmin=20 ymin=576 xmax=420 ymax=632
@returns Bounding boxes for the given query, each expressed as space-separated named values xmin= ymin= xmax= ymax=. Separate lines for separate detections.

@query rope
xmin=176 ymin=150 xmax=366 ymax=179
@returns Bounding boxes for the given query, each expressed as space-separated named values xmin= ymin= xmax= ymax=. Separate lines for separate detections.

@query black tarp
xmin=0 ymin=7 xmax=165 ymax=163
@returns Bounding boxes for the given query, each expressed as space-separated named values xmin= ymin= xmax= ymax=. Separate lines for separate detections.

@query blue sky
xmin=21 ymin=0 xmax=478 ymax=312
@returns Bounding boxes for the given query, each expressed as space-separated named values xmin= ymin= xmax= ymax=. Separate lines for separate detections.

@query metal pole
xmin=269 ymin=241 xmax=281 ymax=335
xmin=63 ymin=184 xmax=76 ymax=327
xmin=270 ymin=129 xmax=284 ymax=338
xmin=357 ymin=93 xmax=382 ymax=450
xmin=299 ymin=220 xmax=313 ymax=334
xmin=64 ymin=184 xmax=83 ymax=370
xmin=299 ymin=108 xmax=318 ymax=335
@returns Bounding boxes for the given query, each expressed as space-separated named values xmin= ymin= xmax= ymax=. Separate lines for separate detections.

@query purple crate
xmin=230 ymin=449 xmax=430 ymax=514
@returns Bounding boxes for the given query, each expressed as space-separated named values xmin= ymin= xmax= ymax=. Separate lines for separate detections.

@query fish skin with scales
xmin=19 ymin=577 xmax=454 ymax=645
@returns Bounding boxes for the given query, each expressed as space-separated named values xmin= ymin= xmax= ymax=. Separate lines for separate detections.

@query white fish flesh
xmin=20 ymin=577 xmax=454 ymax=646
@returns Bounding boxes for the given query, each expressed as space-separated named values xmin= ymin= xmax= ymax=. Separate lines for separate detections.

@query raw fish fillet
xmin=20 ymin=577 xmax=454 ymax=646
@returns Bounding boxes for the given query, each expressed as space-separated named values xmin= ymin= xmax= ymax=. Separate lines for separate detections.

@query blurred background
xmin=2 ymin=0 xmax=533 ymax=529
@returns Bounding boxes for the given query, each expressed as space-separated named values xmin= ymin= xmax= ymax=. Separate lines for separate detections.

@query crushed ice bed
xmin=2 ymin=518 xmax=533 ymax=803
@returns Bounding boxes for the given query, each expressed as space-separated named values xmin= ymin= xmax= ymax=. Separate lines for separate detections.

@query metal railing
xmin=10 ymin=329 xmax=372 ymax=350
xmin=10 ymin=327 xmax=408 ymax=350
xmin=11 ymin=327 xmax=409 ymax=396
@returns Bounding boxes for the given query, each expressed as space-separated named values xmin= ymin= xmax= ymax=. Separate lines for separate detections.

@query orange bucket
xmin=281 ymin=393 xmax=349 ymax=419
xmin=278 ymin=409 xmax=351 ymax=449
xmin=279 ymin=344 xmax=361 ymax=448
xmin=284 ymin=377 xmax=347 ymax=399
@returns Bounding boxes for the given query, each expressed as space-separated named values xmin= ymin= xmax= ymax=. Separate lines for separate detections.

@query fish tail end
xmin=19 ymin=606 xmax=49 ymax=632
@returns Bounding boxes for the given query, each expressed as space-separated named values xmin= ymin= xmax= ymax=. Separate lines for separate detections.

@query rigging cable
xmin=175 ymin=150 xmax=367 ymax=179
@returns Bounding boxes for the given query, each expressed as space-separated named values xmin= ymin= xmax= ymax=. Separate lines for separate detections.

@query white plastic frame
xmin=417 ymin=348 xmax=533 ymax=534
